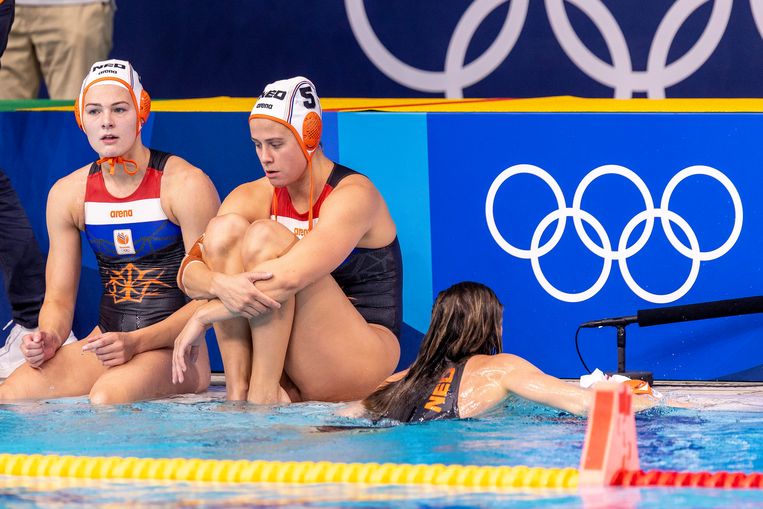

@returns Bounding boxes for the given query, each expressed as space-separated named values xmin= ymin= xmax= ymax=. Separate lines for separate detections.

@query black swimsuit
xmin=408 ymin=361 xmax=467 ymax=422
xmin=272 ymin=163 xmax=403 ymax=337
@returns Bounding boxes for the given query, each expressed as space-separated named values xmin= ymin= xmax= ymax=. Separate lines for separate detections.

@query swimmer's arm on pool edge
xmin=493 ymin=354 xmax=656 ymax=416
xmin=339 ymin=357 xmax=657 ymax=421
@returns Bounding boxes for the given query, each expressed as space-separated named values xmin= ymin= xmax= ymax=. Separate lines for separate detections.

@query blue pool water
xmin=0 ymin=386 xmax=762 ymax=507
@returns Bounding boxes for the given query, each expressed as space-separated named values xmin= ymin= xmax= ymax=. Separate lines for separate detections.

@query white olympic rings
xmin=345 ymin=0 xmax=750 ymax=98
xmin=345 ymin=0 xmax=529 ymax=98
xmin=485 ymin=164 xmax=743 ymax=303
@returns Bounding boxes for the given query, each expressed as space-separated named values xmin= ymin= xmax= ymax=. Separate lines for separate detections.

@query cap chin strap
xmin=96 ymin=156 xmax=139 ymax=176
xmin=307 ymin=157 xmax=315 ymax=231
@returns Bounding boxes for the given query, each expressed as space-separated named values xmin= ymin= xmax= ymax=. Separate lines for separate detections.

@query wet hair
xmin=362 ymin=281 xmax=503 ymax=422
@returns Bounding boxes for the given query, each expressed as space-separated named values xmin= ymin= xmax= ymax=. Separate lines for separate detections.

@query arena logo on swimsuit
xmin=110 ymin=209 xmax=133 ymax=218
xmin=423 ymin=367 xmax=456 ymax=412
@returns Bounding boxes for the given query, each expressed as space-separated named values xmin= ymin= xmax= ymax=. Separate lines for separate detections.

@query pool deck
xmin=204 ymin=376 xmax=763 ymax=409
xmin=3 ymin=374 xmax=763 ymax=410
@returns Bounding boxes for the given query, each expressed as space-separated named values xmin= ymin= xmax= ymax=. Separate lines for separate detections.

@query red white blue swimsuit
xmin=272 ymin=163 xmax=403 ymax=337
xmin=83 ymin=149 xmax=187 ymax=332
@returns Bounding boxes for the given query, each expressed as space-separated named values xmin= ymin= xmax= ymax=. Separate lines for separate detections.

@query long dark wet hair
xmin=362 ymin=281 xmax=504 ymax=421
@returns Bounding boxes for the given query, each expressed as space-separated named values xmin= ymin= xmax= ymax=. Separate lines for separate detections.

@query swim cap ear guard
xmin=249 ymin=76 xmax=323 ymax=159
xmin=74 ymin=59 xmax=151 ymax=134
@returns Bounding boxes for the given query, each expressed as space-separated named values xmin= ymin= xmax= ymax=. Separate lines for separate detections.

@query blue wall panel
xmin=106 ymin=1 xmax=763 ymax=99
xmin=2 ymin=109 xmax=762 ymax=380
xmin=427 ymin=113 xmax=763 ymax=380
xmin=337 ymin=112 xmax=432 ymax=368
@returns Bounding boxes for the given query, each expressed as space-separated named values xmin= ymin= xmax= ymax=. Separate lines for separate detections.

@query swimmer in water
xmin=358 ymin=281 xmax=659 ymax=422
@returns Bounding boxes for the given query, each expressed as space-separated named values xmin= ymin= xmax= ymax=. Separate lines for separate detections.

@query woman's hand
xmin=21 ymin=330 xmax=62 ymax=368
xmin=82 ymin=332 xmax=136 ymax=366
xmin=632 ymin=393 xmax=660 ymax=412
xmin=211 ymin=271 xmax=280 ymax=319
xmin=172 ymin=314 xmax=208 ymax=384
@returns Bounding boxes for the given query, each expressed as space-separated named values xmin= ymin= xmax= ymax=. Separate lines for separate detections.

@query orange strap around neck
xmin=307 ymin=159 xmax=314 ymax=231
xmin=96 ymin=156 xmax=139 ymax=176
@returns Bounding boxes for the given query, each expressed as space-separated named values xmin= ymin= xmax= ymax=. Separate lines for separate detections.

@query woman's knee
xmin=241 ymin=220 xmax=295 ymax=268
xmin=194 ymin=364 xmax=212 ymax=393
xmin=89 ymin=372 xmax=134 ymax=405
xmin=203 ymin=214 xmax=250 ymax=263
xmin=88 ymin=383 xmax=126 ymax=405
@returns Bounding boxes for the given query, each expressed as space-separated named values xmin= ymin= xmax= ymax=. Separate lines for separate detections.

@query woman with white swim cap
xmin=0 ymin=59 xmax=220 ymax=404
xmin=173 ymin=76 xmax=402 ymax=404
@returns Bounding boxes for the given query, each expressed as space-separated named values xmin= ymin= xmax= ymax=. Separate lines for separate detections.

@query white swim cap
xmin=75 ymin=59 xmax=151 ymax=134
xmin=249 ymin=76 xmax=322 ymax=159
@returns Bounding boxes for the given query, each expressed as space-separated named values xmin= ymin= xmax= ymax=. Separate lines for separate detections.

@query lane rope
xmin=0 ymin=454 xmax=579 ymax=489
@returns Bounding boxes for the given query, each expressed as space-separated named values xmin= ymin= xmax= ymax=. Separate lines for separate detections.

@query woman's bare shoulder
xmin=57 ymin=163 xmax=91 ymax=184
xmin=50 ymin=165 xmax=90 ymax=200
xmin=46 ymin=165 xmax=92 ymax=229
xmin=161 ymin=155 xmax=214 ymax=187
xmin=468 ymin=353 xmax=527 ymax=370
xmin=330 ymin=172 xmax=380 ymax=201
xmin=219 ymin=177 xmax=272 ymax=217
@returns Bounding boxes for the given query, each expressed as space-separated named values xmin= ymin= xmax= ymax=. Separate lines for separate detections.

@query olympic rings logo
xmin=485 ymin=164 xmax=743 ymax=304
xmin=345 ymin=0 xmax=760 ymax=98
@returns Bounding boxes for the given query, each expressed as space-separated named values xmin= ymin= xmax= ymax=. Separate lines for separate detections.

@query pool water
xmin=0 ymin=385 xmax=762 ymax=507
